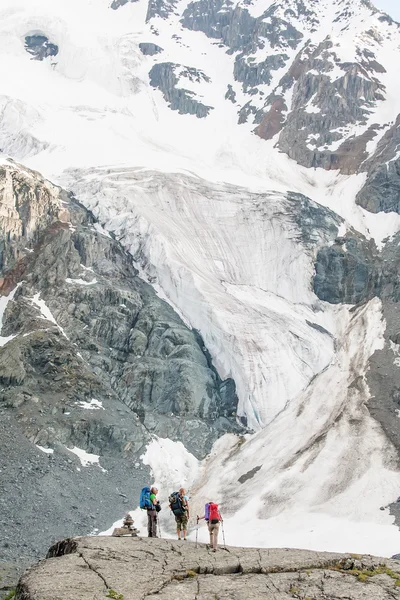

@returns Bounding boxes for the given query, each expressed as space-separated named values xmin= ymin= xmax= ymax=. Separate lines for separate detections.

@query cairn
xmin=112 ymin=513 xmax=139 ymax=537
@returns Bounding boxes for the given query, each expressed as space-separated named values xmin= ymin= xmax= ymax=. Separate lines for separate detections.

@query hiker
xmin=140 ymin=485 xmax=160 ymax=537
xmin=169 ymin=487 xmax=190 ymax=540
xmin=198 ymin=502 xmax=222 ymax=552
xmin=148 ymin=486 xmax=161 ymax=537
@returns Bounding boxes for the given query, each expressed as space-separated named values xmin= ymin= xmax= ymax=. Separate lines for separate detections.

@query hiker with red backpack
xmin=197 ymin=502 xmax=223 ymax=552
xmin=169 ymin=487 xmax=190 ymax=540
xmin=140 ymin=485 xmax=161 ymax=537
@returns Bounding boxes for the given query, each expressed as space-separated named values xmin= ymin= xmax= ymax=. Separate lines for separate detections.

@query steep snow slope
xmin=1 ymin=0 xmax=400 ymax=555
xmin=143 ymin=300 xmax=400 ymax=556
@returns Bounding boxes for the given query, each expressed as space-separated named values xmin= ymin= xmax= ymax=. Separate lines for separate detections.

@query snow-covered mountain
xmin=1 ymin=0 xmax=400 ymax=564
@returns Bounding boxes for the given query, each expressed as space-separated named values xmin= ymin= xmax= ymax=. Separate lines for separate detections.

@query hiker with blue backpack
xmin=169 ymin=488 xmax=190 ymax=540
xmin=140 ymin=486 xmax=161 ymax=537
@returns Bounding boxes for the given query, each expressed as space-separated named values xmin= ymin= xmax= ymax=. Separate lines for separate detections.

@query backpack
xmin=205 ymin=503 xmax=210 ymax=521
xmin=140 ymin=486 xmax=152 ymax=510
xmin=169 ymin=491 xmax=186 ymax=516
xmin=208 ymin=502 xmax=220 ymax=524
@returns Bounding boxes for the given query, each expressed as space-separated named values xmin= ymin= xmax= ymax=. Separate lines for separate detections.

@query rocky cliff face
xmin=15 ymin=536 xmax=400 ymax=600
xmin=356 ymin=114 xmax=400 ymax=214
xmin=138 ymin=0 xmax=398 ymax=174
xmin=0 ymin=161 xmax=241 ymax=569
xmin=138 ymin=0 xmax=400 ymax=198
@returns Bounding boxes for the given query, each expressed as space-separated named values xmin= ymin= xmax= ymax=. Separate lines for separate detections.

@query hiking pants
xmin=147 ymin=510 xmax=157 ymax=537
xmin=208 ymin=522 xmax=220 ymax=550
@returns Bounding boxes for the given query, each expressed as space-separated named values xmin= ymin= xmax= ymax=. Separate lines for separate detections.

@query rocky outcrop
xmin=272 ymin=44 xmax=385 ymax=173
xmin=234 ymin=53 xmax=288 ymax=92
xmin=314 ymin=234 xmax=381 ymax=305
xmin=0 ymin=162 xmax=240 ymax=568
xmin=24 ymin=35 xmax=58 ymax=61
xmin=146 ymin=0 xmax=179 ymax=22
xmin=312 ymin=228 xmax=400 ymax=306
xmin=180 ymin=0 xmax=304 ymax=122
xmin=110 ymin=0 xmax=138 ymax=8
xmin=177 ymin=0 xmax=397 ymax=178
xmin=139 ymin=42 xmax=163 ymax=56
xmin=356 ymin=114 xmax=400 ymax=214
xmin=15 ymin=536 xmax=400 ymax=600
xmin=181 ymin=0 xmax=303 ymax=53
xmin=149 ymin=63 xmax=213 ymax=117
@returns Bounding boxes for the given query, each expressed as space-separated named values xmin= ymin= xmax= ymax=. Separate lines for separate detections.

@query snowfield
xmin=2 ymin=0 xmax=400 ymax=556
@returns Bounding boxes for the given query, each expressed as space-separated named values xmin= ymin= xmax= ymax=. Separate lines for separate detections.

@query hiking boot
xmin=212 ymin=548 xmax=218 ymax=552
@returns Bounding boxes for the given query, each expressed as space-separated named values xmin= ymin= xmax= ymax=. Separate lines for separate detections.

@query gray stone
xmin=110 ymin=0 xmax=138 ymax=9
xmin=275 ymin=46 xmax=385 ymax=172
xmin=24 ymin=35 xmax=58 ymax=61
xmin=356 ymin=115 xmax=400 ymax=214
xmin=181 ymin=0 xmax=302 ymax=54
xmin=149 ymin=62 xmax=213 ymax=117
xmin=234 ymin=53 xmax=288 ymax=92
xmin=314 ymin=235 xmax=380 ymax=304
xmin=139 ymin=42 xmax=164 ymax=55
xmin=146 ymin=0 xmax=179 ymax=22
xmin=15 ymin=536 xmax=400 ymax=600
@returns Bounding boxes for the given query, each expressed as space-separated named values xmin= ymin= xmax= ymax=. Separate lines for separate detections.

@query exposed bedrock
xmin=181 ymin=0 xmax=303 ymax=53
xmin=313 ymin=230 xmax=400 ymax=306
xmin=146 ymin=0 xmax=179 ymax=21
xmin=110 ymin=0 xmax=139 ymax=9
xmin=356 ymin=114 xmax=400 ymax=214
xmin=16 ymin=536 xmax=400 ymax=600
xmin=314 ymin=235 xmax=381 ymax=305
xmin=24 ymin=35 xmax=58 ymax=61
xmin=276 ymin=55 xmax=385 ymax=173
xmin=139 ymin=42 xmax=164 ymax=55
xmin=149 ymin=62 xmax=213 ymax=117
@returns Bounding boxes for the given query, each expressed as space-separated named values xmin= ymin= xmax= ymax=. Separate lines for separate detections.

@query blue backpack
xmin=140 ymin=486 xmax=152 ymax=509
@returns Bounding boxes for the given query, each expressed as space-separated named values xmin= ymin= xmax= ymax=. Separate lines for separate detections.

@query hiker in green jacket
xmin=148 ymin=486 xmax=159 ymax=537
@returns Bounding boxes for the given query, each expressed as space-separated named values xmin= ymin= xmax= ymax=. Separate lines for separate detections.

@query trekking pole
xmin=221 ymin=520 xmax=226 ymax=549
xmin=195 ymin=517 xmax=199 ymax=548
xmin=158 ymin=516 xmax=162 ymax=538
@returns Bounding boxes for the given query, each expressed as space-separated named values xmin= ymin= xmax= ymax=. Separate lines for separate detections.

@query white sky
xmin=374 ymin=0 xmax=400 ymax=20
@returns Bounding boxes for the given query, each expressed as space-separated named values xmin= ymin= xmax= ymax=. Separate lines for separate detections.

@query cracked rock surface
xmin=15 ymin=536 xmax=400 ymax=600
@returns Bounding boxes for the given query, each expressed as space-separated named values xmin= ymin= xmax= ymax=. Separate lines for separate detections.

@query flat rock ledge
xmin=15 ymin=536 xmax=400 ymax=599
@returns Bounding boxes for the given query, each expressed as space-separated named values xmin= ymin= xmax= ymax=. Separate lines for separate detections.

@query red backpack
xmin=208 ymin=502 xmax=220 ymax=524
